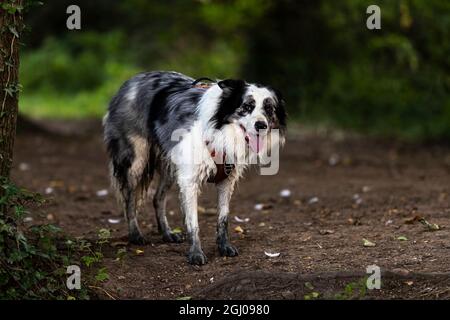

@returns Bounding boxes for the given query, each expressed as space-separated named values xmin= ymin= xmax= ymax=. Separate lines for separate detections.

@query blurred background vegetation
xmin=20 ymin=0 xmax=450 ymax=141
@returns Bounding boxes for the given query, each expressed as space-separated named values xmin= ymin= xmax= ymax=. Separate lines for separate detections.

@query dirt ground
xmin=11 ymin=120 xmax=450 ymax=299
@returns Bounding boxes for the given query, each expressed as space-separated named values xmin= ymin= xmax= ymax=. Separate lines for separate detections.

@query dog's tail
xmin=105 ymin=135 xmax=155 ymax=215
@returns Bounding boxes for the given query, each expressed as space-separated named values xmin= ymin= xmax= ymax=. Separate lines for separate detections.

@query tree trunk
xmin=0 ymin=1 xmax=23 ymax=180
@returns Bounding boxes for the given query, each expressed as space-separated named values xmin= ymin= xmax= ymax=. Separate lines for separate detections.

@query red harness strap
xmin=206 ymin=142 xmax=235 ymax=183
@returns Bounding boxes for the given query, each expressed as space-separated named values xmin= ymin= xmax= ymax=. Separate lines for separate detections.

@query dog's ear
xmin=218 ymin=79 xmax=246 ymax=91
xmin=272 ymin=88 xmax=287 ymax=133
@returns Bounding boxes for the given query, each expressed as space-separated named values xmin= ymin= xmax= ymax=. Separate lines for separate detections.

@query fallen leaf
xmin=234 ymin=226 xmax=244 ymax=234
xmin=197 ymin=206 xmax=206 ymax=213
xmin=172 ymin=227 xmax=183 ymax=234
xmin=397 ymin=236 xmax=408 ymax=241
xmin=135 ymin=249 xmax=144 ymax=255
xmin=49 ymin=180 xmax=64 ymax=188
xmin=363 ymin=238 xmax=376 ymax=247
xmin=304 ymin=282 xmax=314 ymax=290
xmin=264 ymin=251 xmax=280 ymax=258
xmin=419 ymin=218 xmax=440 ymax=231
xmin=177 ymin=296 xmax=192 ymax=300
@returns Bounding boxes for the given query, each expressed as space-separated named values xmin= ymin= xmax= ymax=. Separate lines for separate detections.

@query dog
xmin=103 ymin=71 xmax=286 ymax=265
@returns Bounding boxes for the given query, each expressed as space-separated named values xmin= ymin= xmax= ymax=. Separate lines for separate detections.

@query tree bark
xmin=0 ymin=1 xmax=23 ymax=180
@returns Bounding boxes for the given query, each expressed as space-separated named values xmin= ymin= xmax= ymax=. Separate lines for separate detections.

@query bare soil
xmin=11 ymin=120 xmax=450 ymax=299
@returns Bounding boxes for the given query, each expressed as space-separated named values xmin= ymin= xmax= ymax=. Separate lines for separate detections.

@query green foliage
xmin=19 ymin=0 xmax=450 ymax=141
xmin=335 ymin=278 xmax=368 ymax=300
xmin=0 ymin=178 xmax=90 ymax=299
xmin=20 ymin=31 xmax=139 ymax=118
xmin=246 ymin=0 xmax=450 ymax=142
xmin=0 ymin=178 xmax=112 ymax=299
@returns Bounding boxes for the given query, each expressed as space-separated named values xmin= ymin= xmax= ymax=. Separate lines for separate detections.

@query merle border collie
xmin=103 ymin=71 xmax=286 ymax=265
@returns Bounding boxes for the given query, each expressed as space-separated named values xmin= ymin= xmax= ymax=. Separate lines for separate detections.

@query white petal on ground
xmin=96 ymin=189 xmax=109 ymax=197
xmin=254 ymin=203 xmax=264 ymax=211
xmin=264 ymin=251 xmax=281 ymax=258
xmin=19 ymin=163 xmax=30 ymax=171
xmin=328 ymin=154 xmax=340 ymax=166
xmin=45 ymin=187 xmax=54 ymax=194
xmin=279 ymin=189 xmax=291 ymax=198
xmin=234 ymin=216 xmax=250 ymax=223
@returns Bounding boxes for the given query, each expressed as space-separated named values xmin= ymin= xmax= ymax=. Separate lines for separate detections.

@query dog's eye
xmin=242 ymin=103 xmax=253 ymax=113
xmin=264 ymin=105 xmax=274 ymax=116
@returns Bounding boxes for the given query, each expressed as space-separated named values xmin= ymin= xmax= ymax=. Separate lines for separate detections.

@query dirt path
xmin=11 ymin=121 xmax=450 ymax=299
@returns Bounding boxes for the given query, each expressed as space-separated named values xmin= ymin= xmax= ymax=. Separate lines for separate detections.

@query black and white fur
xmin=103 ymin=71 xmax=286 ymax=265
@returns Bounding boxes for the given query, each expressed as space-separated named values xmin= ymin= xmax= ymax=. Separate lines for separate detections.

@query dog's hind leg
xmin=216 ymin=177 xmax=239 ymax=257
xmin=123 ymin=187 xmax=146 ymax=244
xmin=109 ymin=135 xmax=151 ymax=245
xmin=153 ymin=172 xmax=183 ymax=243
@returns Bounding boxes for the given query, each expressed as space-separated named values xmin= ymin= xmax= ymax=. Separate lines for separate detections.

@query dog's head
xmin=211 ymin=79 xmax=287 ymax=154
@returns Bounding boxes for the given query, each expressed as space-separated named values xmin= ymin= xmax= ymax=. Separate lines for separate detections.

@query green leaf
xmin=95 ymin=267 xmax=109 ymax=282
xmin=172 ymin=227 xmax=183 ymax=234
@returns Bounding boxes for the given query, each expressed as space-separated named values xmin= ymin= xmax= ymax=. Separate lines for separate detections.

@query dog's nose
xmin=254 ymin=121 xmax=268 ymax=131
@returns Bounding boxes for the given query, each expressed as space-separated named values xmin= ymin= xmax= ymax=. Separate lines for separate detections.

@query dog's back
xmin=103 ymin=71 xmax=205 ymax=188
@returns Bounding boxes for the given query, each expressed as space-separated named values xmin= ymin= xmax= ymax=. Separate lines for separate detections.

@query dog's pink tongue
xmin=247 ymin=133 xmax=264 ymax=153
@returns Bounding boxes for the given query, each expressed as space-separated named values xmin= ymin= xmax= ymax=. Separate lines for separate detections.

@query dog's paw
xmin=218 ymin=243 xmax=239 ymax=257
xmin=162 ymin=231 xmax=184 ymax=243
xmin=188 ymin=248 xmax=208 ymax=265
xmin=129 ymin=230 xmax=147 ymax=245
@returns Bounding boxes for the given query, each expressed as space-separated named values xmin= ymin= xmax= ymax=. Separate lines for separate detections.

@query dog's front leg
xmin=179 ymin=181 xmax=207 ymax=265
xmin=216 ymin=177 xmax=239 ymax=257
